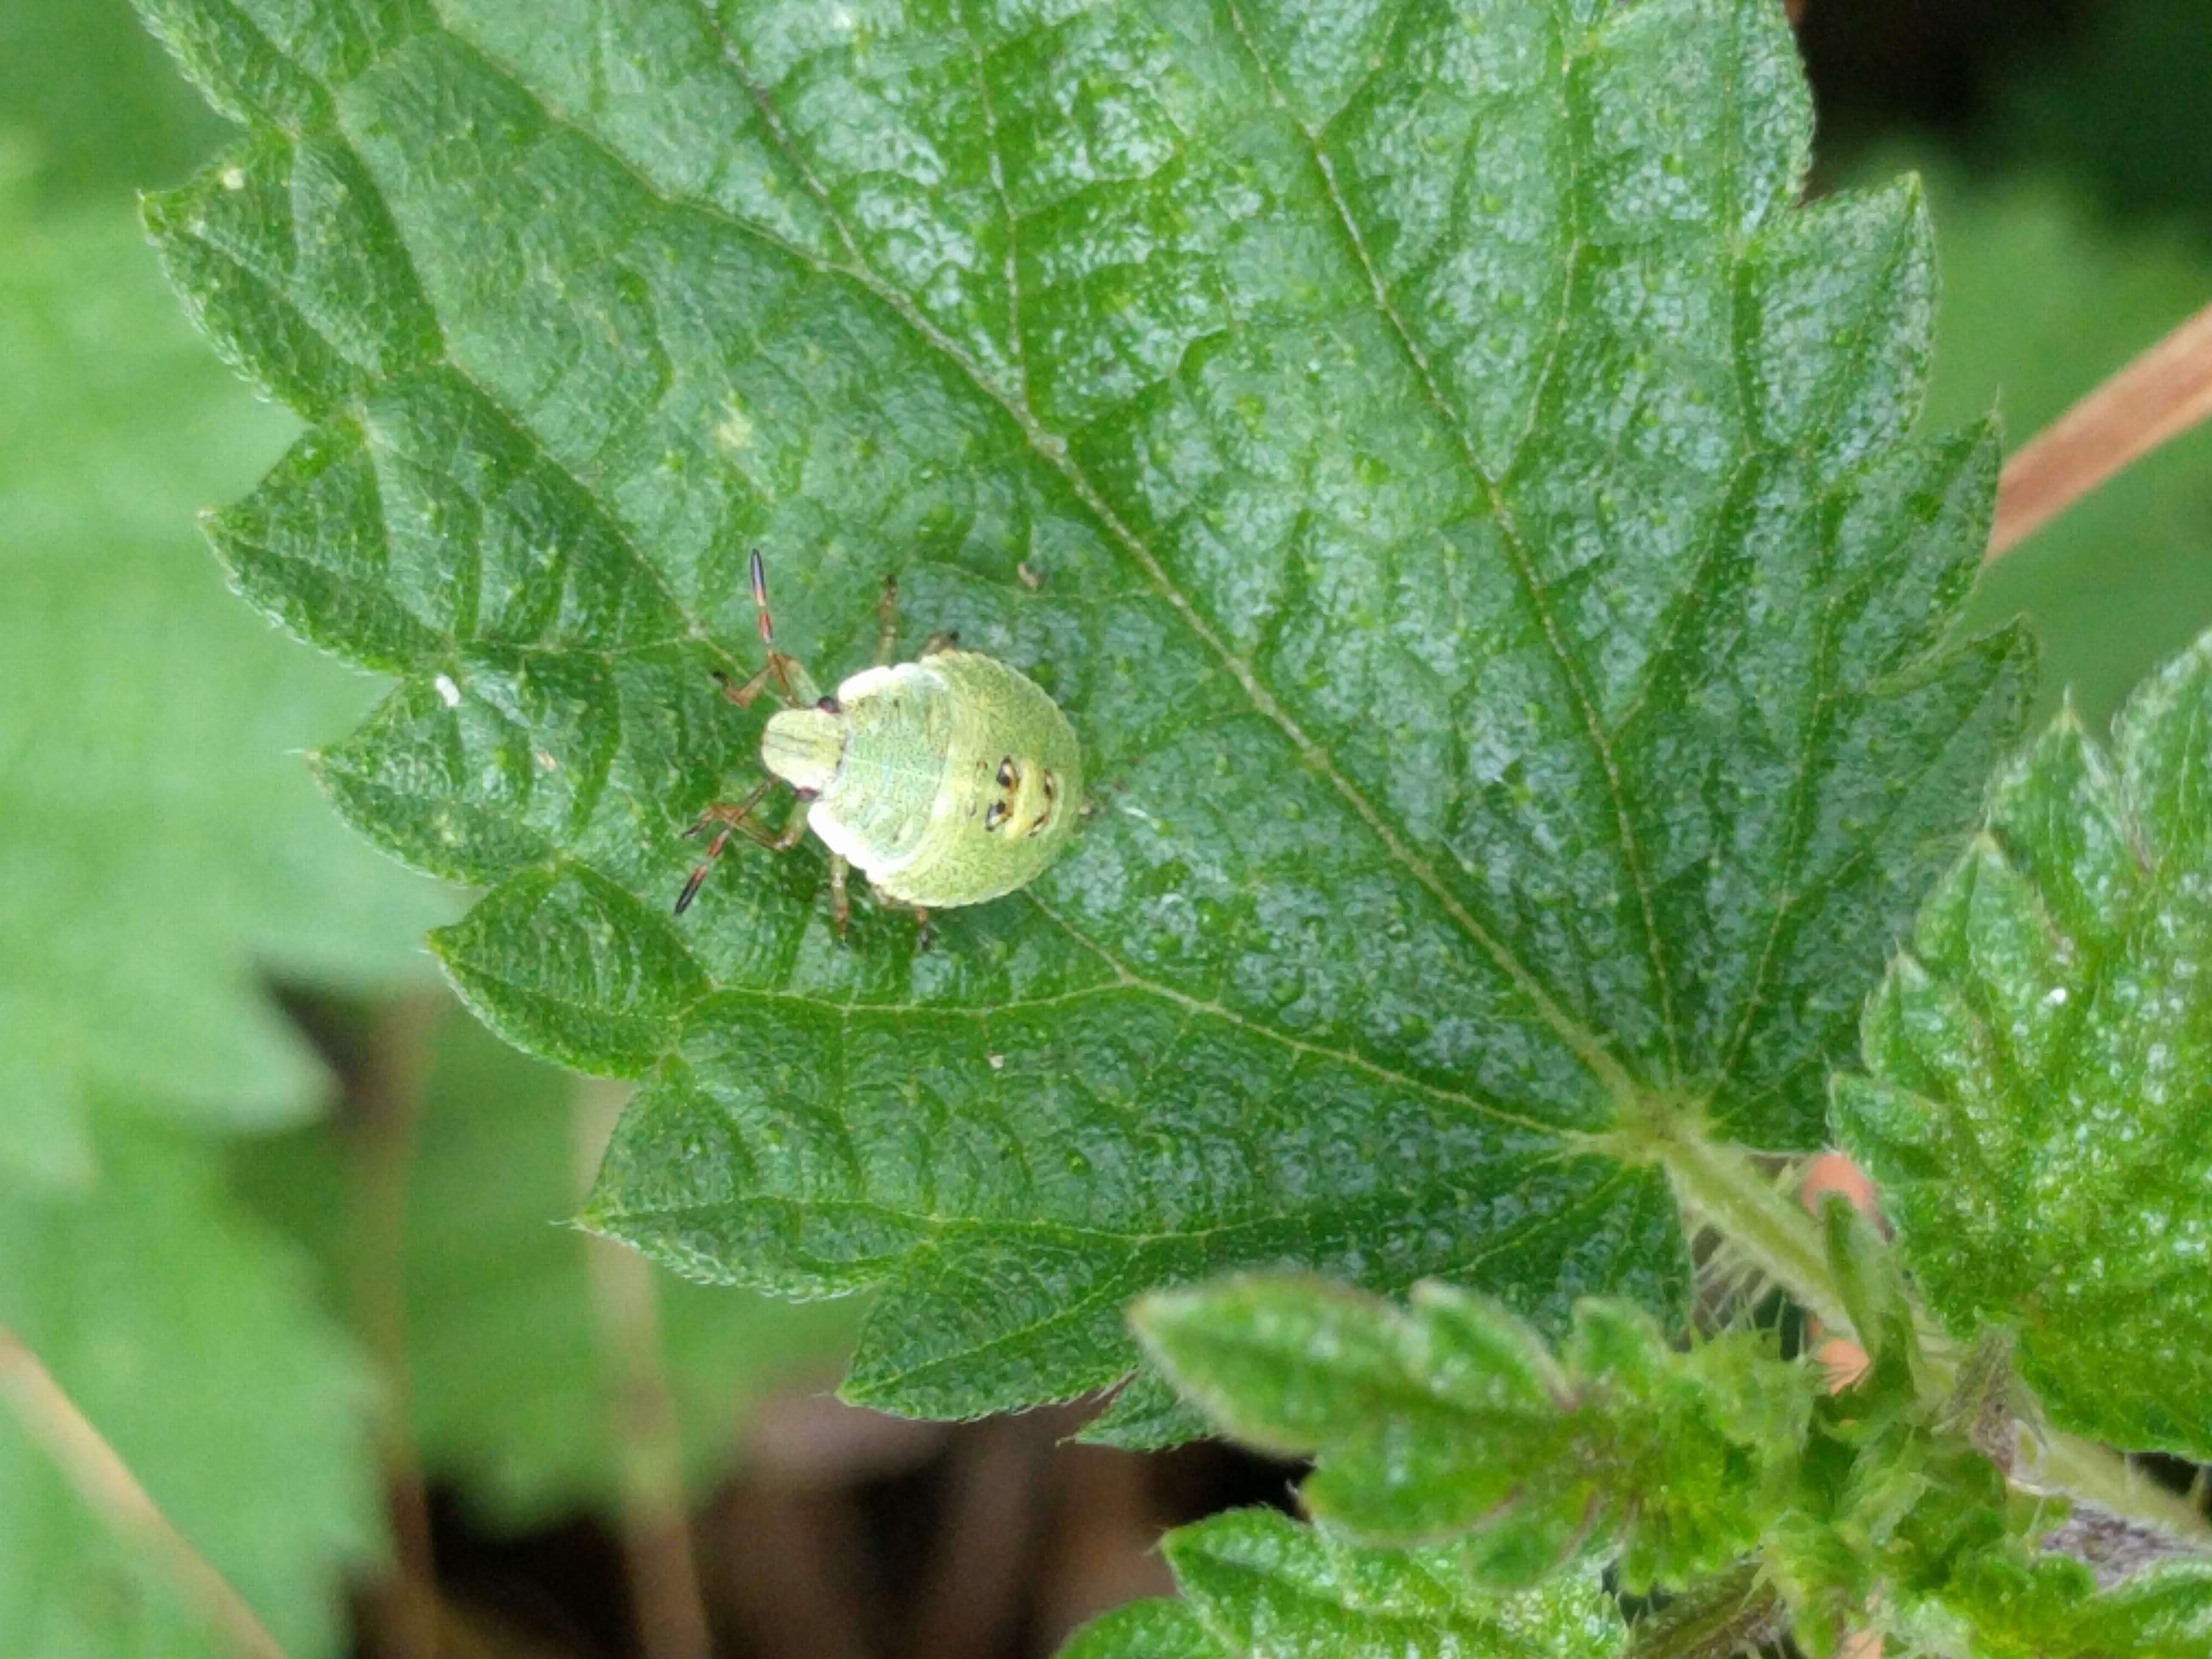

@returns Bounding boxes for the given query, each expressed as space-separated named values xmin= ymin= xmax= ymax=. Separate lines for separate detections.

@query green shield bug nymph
xmin=674 ymin=551 xmax=1083 ymax=937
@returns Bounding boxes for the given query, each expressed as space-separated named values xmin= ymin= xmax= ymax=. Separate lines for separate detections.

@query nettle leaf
xmin=1135 ymin=1277 xmax=1807 ymax=1589
xmin=0 ymin=1114 xmax=378 ymax=1658
xmin=1059 ymin=1507 xmax=1623 ymax=1659
xmin=138 ymin=0 xmax=2029 ymax=1423
xmin=232 ymin=1006 xmax=861 ymax=1528
xmin=1836 ymin=633 xmax=2212 ymax=1462
xmin=0 ymin=181 xmax=447 ymax=1184
xmin=1894 ymin=1554 xmax=2212 ymax=1659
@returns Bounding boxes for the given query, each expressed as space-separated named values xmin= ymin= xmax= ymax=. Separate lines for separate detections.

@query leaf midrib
xmin=678 ymin=0 xmax=1641 ymax=1104
xmin=599 ymin=1154 xmax=1646 ymax=1262
xmin=1215 ymin=0 xmax=1688 ymax=1090
xmin=268 ymin=1 xmax=1646 ymax=1108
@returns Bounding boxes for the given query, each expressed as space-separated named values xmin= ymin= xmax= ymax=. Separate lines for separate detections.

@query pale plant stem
xmin=1658 ymin=1133 xmax=2212 ymax=1548
xmin=1989 ymin=299 xmax=2212 ymax=560
xmin=0 ymin=1324 xmax=285 ymax=1659
xmin=574 ymin=1077 xmax=713 ymax=1659
xmin=346 ymin=995 xmax=443 ymax=1659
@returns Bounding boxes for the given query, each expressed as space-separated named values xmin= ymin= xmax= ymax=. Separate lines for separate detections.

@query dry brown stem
xmin=0 ymin=1323 xmax=286 ymax=1659
xmin=574 ymin=1077 xmax=714 ymax=1659
xmin=1990 ymin=300 xmax=2212 ymax=560
xmin=345 ymin=994 xmax=443 ymax=1658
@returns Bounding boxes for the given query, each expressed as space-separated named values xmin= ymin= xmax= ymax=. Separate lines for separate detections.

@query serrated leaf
xmin=140 ymin=0 xmax=2030 ymax=1421
xmin=1059 ymin=1596 xmax=1221 ymax=1659
xmin=1059 ymin=1507 xmax=1624 ymax=1659
xmin=1835 ymin=633 xmax=2212 ymax=1462
xmin=0 ymin=1112 xmax=379 ymax=1657
xmin=1134 ymin=1277 xmax=1808 ymax=1589
xmin=1893 ymin=1553 xmax=2212 ymax=1659
xmin=231 ymin=1005 xmax=860 ymax=1527
xmin=0 ymin=179 xmax=448 ymax=1184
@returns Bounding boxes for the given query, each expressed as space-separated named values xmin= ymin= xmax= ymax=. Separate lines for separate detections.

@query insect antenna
xmin=674 ymin=776 xmax=778 ymax=914
xmin=750 ymin=548 xmax=796 ymax=706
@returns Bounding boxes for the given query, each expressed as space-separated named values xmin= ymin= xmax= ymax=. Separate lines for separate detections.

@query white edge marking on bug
xmin=834 ymin=664 xmax=906 ymax=701
xmin=799 ymin=662 xmax=944 ymax=878
xmin=433 ymin=673 xmax=462 ymax=708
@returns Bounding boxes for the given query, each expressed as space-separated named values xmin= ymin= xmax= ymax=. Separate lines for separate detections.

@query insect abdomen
xmin=804 ymin=663 xmax=952 ymax=874
xmin=878 ymin=652 xmax=1082 ymax=907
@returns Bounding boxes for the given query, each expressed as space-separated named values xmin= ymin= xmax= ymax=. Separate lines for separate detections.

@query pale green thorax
xmin=676 ymin=554 xmax=1083 ymax=927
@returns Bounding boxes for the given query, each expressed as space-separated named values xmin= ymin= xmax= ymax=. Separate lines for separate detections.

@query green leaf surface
xmin=1059 ymin=1507 xmax=1623 ymax=1659
xmin=0 ymin=178 xmax=448 ymax=1184
xmin=1059 ymin=1596 xmax=1222 ymax=1659
xmin=139 ymin=0 xmax=2029 ymax=1421
xmin=0 ymin=1113 xmax=379 ymax=1658
xmin=1133 ymin=1272 xmax=2202 ymax=1656
xmin=1836 ymin=633 xmax=2212 ymax=1462
xmin=1893 ymin=1554 xmax=2212 ymax=1659
xmin=232 ymin=1005 xmax=861 ymax=1528
xmin=1135 ymin=1277 xmax=1807 ymax=1588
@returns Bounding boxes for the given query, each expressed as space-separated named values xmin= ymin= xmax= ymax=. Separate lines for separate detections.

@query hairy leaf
xmin=1059 ymin=1507 xmax=1623 ymax=1659
xmin=0 ymin=1114 xmax=378 ymax=1658
xmin=1892 ymin=1554 xmax=2212 ymax=1659
xmin=1836 ymin=633 xmax=2212 ymax=1461
xmin=1135 ymin=1271 xmax=2195 ymax=1655
xmin=1135 ymin=1277 xmax=1807 ymax=1588
xmin=139 ymin=0 xmax=2028 ymax=1422
xmin=232 ymin=1005 xmax=861 ymax=1526
xmin=0 ymin=179 xmax=446 ymax=1184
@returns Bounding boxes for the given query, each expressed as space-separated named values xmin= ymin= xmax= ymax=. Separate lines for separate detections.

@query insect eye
xmin=1029 ymin=770 xmax=1058 ymax=836
xmin=996 ymin=757 xmax=1019 ymax=790
xmin=984 ymin=800 xmax=1010 ymax=832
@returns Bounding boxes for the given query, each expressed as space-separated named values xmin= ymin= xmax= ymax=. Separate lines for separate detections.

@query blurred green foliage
xmin=0 ymin=0 xmax=227 ymax=199
xmin=0 ymin=1114 xmax=379 ymax=1658
xmin=234 ymin=1008 xmax=862 ymax=1531
xmin=0 ymin=108 xmax=430 ymax=1659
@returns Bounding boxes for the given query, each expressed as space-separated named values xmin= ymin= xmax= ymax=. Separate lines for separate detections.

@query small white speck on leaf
xmin=434 ymin=673 xmax=462 ymax=708
xmin=221 ymin=167 xmax=246 ymax=190
xmin=988 ymin=1052 xmax=1006 ymax=1070
xmin=2043 ymin=986 xmax=2069 ymax=1007
xmin=1017 ymin=561 xmax=1042 ymax=590
xmin=714 ymin=399 xmax=754 ymax=453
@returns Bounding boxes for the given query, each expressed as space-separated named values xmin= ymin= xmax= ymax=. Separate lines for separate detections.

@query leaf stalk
xmin=1656 ymin=1129 xmax=2212 ymax=1550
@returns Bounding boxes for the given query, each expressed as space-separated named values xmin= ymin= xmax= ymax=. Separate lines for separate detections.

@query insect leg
xmin=737 ymin=549 xmax=825 ymax=707
xmin=713 ymin=663 xmax=781 ymax=709
xmin=873 ymin=573 xmax=901 ymax=667
xmin=868 ymin=884 xmax=934 ymax=951
xmin=673 ymin=778 xmax=781 ymax=912
xmin=828 ymin=855 xmax=850 ymax=939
